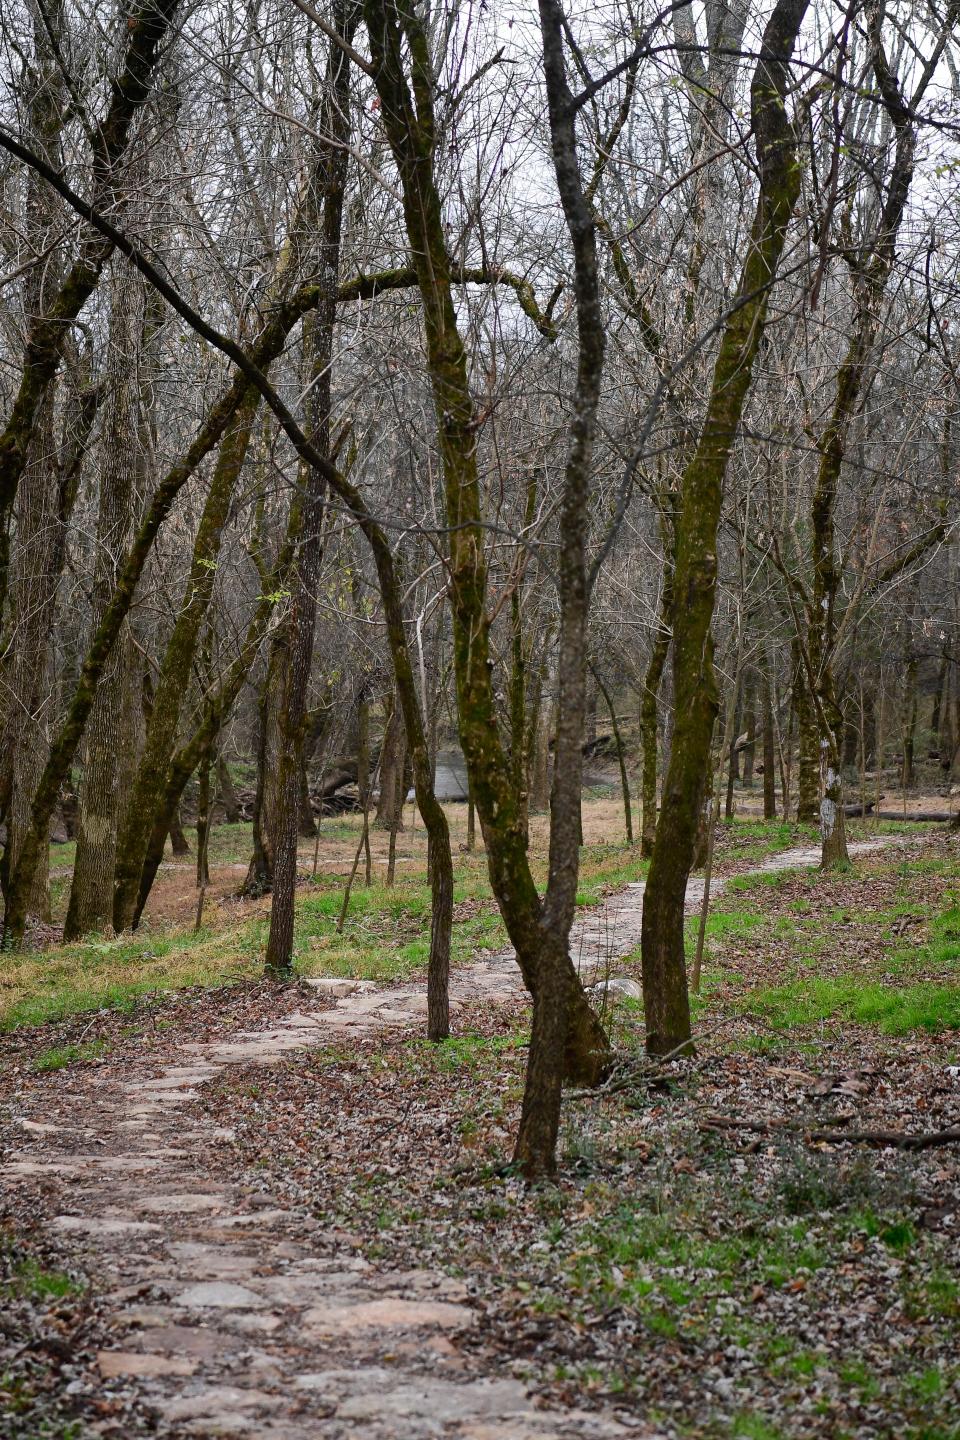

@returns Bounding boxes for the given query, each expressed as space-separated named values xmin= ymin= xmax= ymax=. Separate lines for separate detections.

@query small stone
xmin=97 ymin=1350 xmax=196 ymax=1379
xmin=175 ymin=1282 xmax=267 ymax=1310
xmin=228 ymin=1312 xmax=284 ymax=1335
xmin=302 ymin=1298 xmax=475 ymax=1335
xmin=139 ymin=1193 xmax=227 ymax=1214
xmin=301 ymin=977 xmax=363 ymax=998
xmin=137 ymin=1324 xmax=239 ymax=1360
xmin=209 ymin=1211 xmax=290 ymax=1229
xmin=155 ymin=1386 xmax=279 ymax=1422
xmin=589 ymin=976 xmax=642 ymax=1001
xmin=51 ymin=1216 xmax=162 ymax=1238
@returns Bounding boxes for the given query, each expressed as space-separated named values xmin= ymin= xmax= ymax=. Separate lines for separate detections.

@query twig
xmin=563 ymin=1017 xmax=738 ymax=1103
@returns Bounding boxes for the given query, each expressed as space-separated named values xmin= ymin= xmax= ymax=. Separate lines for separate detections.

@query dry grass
xmin=0 ymin=793 xmax=644 ymax=1032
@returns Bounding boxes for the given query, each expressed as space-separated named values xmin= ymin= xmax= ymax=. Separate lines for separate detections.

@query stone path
xmin=3 ymin=837 xmax=902 ymax=1438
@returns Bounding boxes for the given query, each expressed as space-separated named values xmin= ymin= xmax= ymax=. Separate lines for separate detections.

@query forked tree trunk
xmin=169 ymin=809 xmax=190 ymax=856
xmin=364 ymin=0 xmax=612 ymax=1178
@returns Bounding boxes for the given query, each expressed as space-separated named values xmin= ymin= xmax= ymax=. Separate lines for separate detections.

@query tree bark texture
xmin=641 ymin=0 xmax=810 ymax=1055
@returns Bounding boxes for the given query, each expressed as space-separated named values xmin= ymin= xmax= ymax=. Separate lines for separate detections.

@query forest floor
xmin=2 ymin=796 xmax=959 ymax=1439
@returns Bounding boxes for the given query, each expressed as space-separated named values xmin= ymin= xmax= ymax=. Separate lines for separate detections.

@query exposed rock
xmin=97 ymin=1350 xmax=197 ymax=1378
xmin=175 ymin=1282 xmax=268 ymax=1310
xmin=589 ymin=975 xmax=643 ymax=1001
xmin=302 ymin=1297 xmax=476 ymax=1335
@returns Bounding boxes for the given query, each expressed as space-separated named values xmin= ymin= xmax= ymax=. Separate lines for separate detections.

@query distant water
xmin=419 ymin=748 xmax=611 ymax=803
xmin=432 ymin=749 xmax=470 ymax=801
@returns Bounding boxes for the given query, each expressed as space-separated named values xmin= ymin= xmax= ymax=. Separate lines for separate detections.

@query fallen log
xmin=872 ymin=810 xmax=955 ymax=823
xmin=700 ymin=1113 xmax=960 ymax=1150
xmin=842 ymin=801 xmax=954 ymax=821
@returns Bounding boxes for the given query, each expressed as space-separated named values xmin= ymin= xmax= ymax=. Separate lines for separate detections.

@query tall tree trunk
xmin=2 ymin=5 xmax=68 ymax=929
xmin=364 ymin=0 xmax=612 ymax=1171
xmin=113 ymin=390 xmax=260 ymax=929
xmin=641 ymin=0 xmax=809 ymax=1055
xmin=640 ymin=573 xmax=672 ymax=857
xmin=762 ymin=673 xmax=777 ymax=820
xmin=804 ymin=4 xmax=930 ymax=869
xmin=741 ymin=675 xmax=756 ymax=787
xmin=594 ymin=669 xmax=633 ymax=844
xmin=217 ymin=756 xmax=242 ymax=824
xmin=931 ymin=654 xmax=948 ymax=744
xmin=793 ymin=641 xmax=819 ymax=823
xmin=65 ymin=264 xmax=142 ymax=939
xmin=901 ymin=652 xmax=918 ymax=791
xmin=263 ymin=1 xmax=367 ymax=977
xmin=243 ymin=642 xmax=284 ymax=898
xmin=374 ymin=693 xmax=406 ymax=830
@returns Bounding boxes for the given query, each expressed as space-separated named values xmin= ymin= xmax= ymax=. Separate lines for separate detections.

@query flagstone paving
xmin=3 ymin=838 xmax=900 ymax=1437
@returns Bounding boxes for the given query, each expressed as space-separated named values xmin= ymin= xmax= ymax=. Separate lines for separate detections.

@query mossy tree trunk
xmin=640 ymin=566 xmax=672 ymax=858
xmin=640 ymin=0 xmax=810 ymax=1055
xmin=65 ymin=263 xmax=143 ymax=940
xmin=243 ymin=635 xmax=285 ymax=898
xmin=799 ymin=6 xmax=938 ymax=869
xmin=364 ymin=0 xmax=611 ymax=1174
xmin=133 ymin=555 xmax=295 ymax=925
xmin=112 ymin=389 xmax=260 ymax=930
xmin=262 ymin=0 xmax=360 ymax=978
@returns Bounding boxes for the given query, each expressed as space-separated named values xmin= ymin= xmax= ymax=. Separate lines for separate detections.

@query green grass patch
xmin=0 ymin=921 xmax=263 ymax=1031
xmin=31 ymin=1040 xmax=109 ymax=1072
xmin=744 ymin=976 xmax=960 ymax=1034
xmin=1 ymin=1256 xmax=83 ymax=1302
xmin=726 ymin=866 xmax=812 ymax=894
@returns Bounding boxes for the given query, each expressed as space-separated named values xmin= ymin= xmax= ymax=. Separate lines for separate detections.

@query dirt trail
xmin=3 ymin=837 xmax=905 ymax=1438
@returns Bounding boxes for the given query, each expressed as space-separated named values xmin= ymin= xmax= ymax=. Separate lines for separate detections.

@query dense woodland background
xmin=0 ymin=0 xmax=958 ymax=1179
